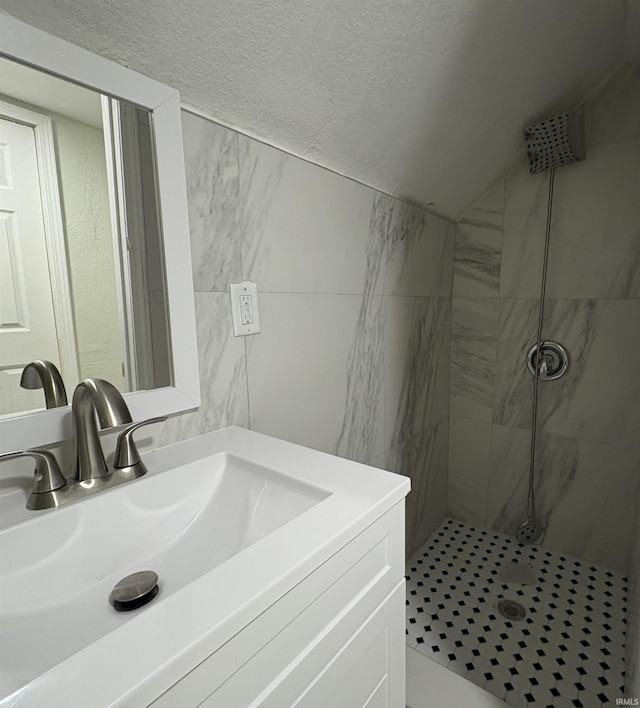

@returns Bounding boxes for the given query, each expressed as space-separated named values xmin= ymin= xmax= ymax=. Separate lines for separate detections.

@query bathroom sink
xmin=0 ymin=426 xmax=408 ymax=707
xmin=0 ymin=447 xmax=329 ymax=699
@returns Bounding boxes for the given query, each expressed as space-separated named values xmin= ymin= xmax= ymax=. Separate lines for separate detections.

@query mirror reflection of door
xmin=0 ymin=56 xmax=173 ymax=419
xmin=0 ymin=112 xmax=75 ymax=415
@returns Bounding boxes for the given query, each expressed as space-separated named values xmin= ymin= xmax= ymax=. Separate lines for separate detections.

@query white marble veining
xmin=485 ymin=423 xmax=534 ymax=537
xmin=384 ymin=197 xmax=453 ymax=297
xmin=500 ymin=161 xmax=547 ymax=299
xmin=238 ymin=135 xmax=379 ymax=295
xmin=447 ymin=415 xmax=491 ymax=527
xmin=182 ymin=113 xmax=242 ymax=292
xmin=486 ymin=424 xmax=640 ymax=574
xmin=492 ymin=298 xmax=539 ymax=429
xmin=539 ymin=298 xmax=640 ymax=449
xmin=459 ymin=177 xmax=505 ymax=230
xmin=540 ymin=435 xmax=640 ymax=574
xmin=334 ymin=292 xmax=385 ymax=463
xmin=452 ymin=223 xmax=501 ymax=298
xmin=335 ymin=198 xmax=388 ymax=463
xmin=411 ymin=417 xmax=450 ymax=555
xmin=245 ymin=292 xmax=377 ymax=458
xmin=544 ymin=140 xmax=640 ymax=299
xmin=384 ymin=296 xmax=450 ymax=450
xmin=159 ymin=292 xmax=249 ymax=446
xmin=373 ymin=415 xmax=449 ymax=557
xmin=450 ymin=298 xmax=498 ymax=421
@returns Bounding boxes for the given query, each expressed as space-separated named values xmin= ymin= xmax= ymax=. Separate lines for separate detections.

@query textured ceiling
xmin=1 ymin=0 xmax=637 ymax=219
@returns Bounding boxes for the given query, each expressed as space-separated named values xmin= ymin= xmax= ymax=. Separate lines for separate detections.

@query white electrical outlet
xmin=229 ymin=281 xmax=261 ymax=336
xmin=240 ymin=295 xmax=253 ymax=324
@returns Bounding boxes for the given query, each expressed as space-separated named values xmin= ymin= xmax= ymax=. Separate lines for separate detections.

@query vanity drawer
xmin=206 ymin=581 xmax=405 ymax=708
xmin=151 ymin=502 xmax=405 ymax=707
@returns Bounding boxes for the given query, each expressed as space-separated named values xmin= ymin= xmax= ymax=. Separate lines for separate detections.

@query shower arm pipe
xmin=528 ymin=168 xmax=555 ymax=493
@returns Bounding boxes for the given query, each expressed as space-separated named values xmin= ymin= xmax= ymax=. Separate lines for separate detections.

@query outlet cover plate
xmin=229 ymin=281 xmax=261 ymax=336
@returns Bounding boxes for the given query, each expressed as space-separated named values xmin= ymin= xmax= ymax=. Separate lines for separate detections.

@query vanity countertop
xmin=0 ymin=426 xmax=409 ymax=707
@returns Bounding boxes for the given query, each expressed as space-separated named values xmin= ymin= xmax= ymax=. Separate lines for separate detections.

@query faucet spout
xmin=20 ymin=360 xmax=68 ymax=408
xmin=73 ymin=379 xmax=132 ymax=482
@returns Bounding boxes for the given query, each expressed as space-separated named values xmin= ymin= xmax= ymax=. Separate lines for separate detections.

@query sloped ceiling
xmin=1 ymin=0 xmax=638 ymax=219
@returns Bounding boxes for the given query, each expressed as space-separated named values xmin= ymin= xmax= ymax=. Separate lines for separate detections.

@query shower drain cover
xmin=496 ymin=598 xmax=527 ymax=621
xmin=109 ymin=570 xmax=159 ymax=612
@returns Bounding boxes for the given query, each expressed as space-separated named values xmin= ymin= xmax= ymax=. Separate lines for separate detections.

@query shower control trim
xmin=526 ymin=341 xmax=569 ymax=381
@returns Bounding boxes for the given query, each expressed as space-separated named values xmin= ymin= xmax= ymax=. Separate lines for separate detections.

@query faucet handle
xmin=113 ymin=416 xmax=167 ymax=477
xmin=0 ymin=450 xmax=66 ymax=510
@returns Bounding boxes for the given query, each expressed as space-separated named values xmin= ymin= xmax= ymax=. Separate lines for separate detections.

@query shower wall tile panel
xmin=449 ymin=63 xmax=640 ymax=574
xmin=238 ymin=135 xmax=380 ymax=295
xmin=383 ymin=296 xmax=451 ymax=450
xmin=538 ymin=434 xmax=640 ymax=575
xmin=385 ymin=201 xmax=454 ymax=297
xmin=450 ymin=297 xmax=498 ymax=422
xmin=452 ymin=222 xmax=501 ymax=298
xmin=585 ymin=60 xmax=640 ymax=146
xmin=155 ymin=112 xmax=454 ymax=559
xmin=447 ymin=416 xmax=491 ymax=526
xmin=491 ymin=298 xmax=539 ymax=429
xmin=411 ymin=417 xmax=450 ymax=558
xmin=183 ymin=113 xmax=243 ymax=292
xmin=544 ymin=140 xmax=640 ymax=299
xmin=159 ymin=291 xmax=249 ymax=446
xmin=245 ymin=293 xmax=384 ymax=460
xmin=461 ymin=177 xmax=504 ymax=229
xmin=485 ymin=423 xmax=531 ymax=534
xmin=371 ymin=415 xmax=449 ymax=558
xmin=499 ymin=162 xmax=547 ymax=300
xmin=486 ymin=424 xmax=640 ymax=574
xmin=539 ymin=298 xmax=640 ymax=449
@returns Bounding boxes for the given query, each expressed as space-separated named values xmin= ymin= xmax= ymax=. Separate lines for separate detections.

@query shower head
xmin=523 ymin=108 xmax=585 ymax=174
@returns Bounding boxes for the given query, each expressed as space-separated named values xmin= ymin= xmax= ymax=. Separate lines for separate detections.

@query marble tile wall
xmin=159 ymin=111 xmax=454 ymax=558
xmin=447 ymin=60 xmax=640 ymax=576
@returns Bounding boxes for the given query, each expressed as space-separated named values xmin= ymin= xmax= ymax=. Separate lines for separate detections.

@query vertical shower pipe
xmin=527 ymin=168 xmax=555 ymax=520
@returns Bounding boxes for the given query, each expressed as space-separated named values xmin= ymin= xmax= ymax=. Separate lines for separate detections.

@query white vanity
xmin=1 ymin=427 xmax=409 ymax=707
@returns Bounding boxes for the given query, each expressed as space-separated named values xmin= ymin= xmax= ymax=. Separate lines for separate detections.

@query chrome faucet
xmin=20 ymin=360 xmax=68 ymax=409
xmin=0 ymin=378 xmax=166 ymax=511
xmin=72 ymin=378 xmax=133 ymax=482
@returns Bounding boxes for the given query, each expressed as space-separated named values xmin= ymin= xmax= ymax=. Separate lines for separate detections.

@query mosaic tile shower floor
xmin=406 ymin=518 xmax=627 ymax=708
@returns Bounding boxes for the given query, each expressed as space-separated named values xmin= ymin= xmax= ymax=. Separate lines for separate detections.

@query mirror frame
xmin=0 ymin=13 xmax=200 ymax=451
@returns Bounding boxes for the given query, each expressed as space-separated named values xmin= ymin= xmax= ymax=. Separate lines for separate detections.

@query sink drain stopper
xmin=109 ymin=570 xmax=159 ymax=612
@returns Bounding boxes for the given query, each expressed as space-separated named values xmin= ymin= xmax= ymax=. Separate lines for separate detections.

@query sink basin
xmin=0 ymin=450 xmax=329 ymax=698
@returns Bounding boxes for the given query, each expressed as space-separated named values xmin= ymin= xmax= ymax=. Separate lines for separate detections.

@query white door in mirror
xmin=0 ymin=118 xmax=62 ymax=414
xmin=229 ymin=281 xmax=261 ymax=336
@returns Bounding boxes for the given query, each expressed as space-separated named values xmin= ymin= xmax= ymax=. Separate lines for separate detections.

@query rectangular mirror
xmin=0 ymin=14 xmax=199 ymax=451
